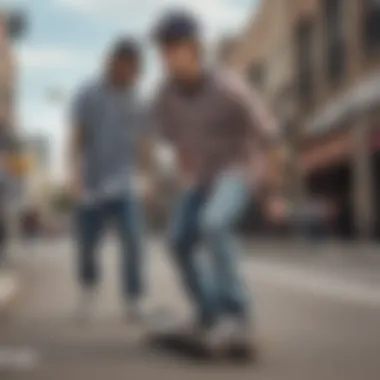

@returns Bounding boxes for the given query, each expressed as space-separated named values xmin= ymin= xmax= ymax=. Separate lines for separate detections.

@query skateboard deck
xmin=146 ymin=330 xmax=257 ymax=362
xmin=144 ymin=310 xmax=258 ymax=362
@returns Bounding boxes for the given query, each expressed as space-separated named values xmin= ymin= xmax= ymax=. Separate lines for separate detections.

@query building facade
xmin=227 ymin=0 xmax=380 ymax=240
xmin=0 ymin=9 xmax=27 ymax=238
xmin=0 ymin=13 xmax=15 ymax=132
xmin=22 ymin=135 xmax=53 ymax=216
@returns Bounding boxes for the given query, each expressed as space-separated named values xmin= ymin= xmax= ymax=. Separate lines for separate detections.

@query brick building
xmin=227 ymin=0 xmax=380 ymax=240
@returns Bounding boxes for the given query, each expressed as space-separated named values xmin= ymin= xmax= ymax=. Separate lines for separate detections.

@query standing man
xmin=152 ymin=11 xmax=279 ymax=352
xmin=69 ymin=38 xmax=146 ymax=321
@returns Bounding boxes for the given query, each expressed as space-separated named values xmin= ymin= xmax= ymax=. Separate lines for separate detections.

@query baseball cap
xmin=153 ymin=10 xmax=200 ymax=45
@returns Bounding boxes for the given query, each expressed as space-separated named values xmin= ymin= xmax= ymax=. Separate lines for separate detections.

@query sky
xmin=4 ymin=0 xmax=258 ymax=181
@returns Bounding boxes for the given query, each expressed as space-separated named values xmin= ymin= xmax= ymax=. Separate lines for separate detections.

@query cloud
xmin=0 ymin=0 xmax=27 ymax=7
xmin=16 ymin=45 xmax=94 ymax=71
xmin=59 ymin=0 xmax=253 ymax=41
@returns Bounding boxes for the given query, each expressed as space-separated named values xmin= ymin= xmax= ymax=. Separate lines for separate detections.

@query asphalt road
xmin=1 ymin=237 xmax=380 ymax=380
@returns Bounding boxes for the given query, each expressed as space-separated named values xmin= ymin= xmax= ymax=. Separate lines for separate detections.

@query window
xmin=323 ymin=0 xmax=346 ymax=84
xmin=363 ymin=0 xmax=380 ymax=52
xmin=295 ymin=21 xmax=314 ymax=107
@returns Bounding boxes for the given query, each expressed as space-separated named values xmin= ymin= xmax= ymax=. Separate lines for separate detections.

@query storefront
xmin=301 ymin=130 xmax=354 ymax=237
xmin=301 ymin=73 xmax=380 ymax=240
xmin=369 ymin=116 xmax=380 ymax=238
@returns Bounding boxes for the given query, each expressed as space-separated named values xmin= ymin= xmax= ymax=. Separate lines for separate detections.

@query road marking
xmin=247 ymin=261 xmax=380 ymax=308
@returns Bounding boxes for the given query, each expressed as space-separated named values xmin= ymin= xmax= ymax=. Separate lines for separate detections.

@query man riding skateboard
xmin=150 ymin=10 xmax=280 ymax=358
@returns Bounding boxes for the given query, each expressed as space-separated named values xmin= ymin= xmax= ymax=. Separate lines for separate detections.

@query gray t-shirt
xmin=72 ymin=79 xmax=146 ymax=204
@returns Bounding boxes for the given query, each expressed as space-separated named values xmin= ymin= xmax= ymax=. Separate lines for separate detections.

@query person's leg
xmin=170 ymin=187 xmax=218 ymax=328
xmin=75 ymin=203 xmax=107 ymax=320
xmin=111 ymin=195 xmax=145 ymax=303
xmin=201 ymin=171 xmax=251 ymax=321
xmin=76 ymin=204 xmax=106 ymax=290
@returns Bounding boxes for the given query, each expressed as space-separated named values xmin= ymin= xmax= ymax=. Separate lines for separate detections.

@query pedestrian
xmin=69 ymin=38 xmax=148 ymax=321
xmin=151 ymin=10 xmax=279 ymax=355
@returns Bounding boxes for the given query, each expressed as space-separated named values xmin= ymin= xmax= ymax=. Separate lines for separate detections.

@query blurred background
xmin=0 ymin=0 xmax=379 ymax=242
xmin=0 ymin=0 xmax=379 ymax=379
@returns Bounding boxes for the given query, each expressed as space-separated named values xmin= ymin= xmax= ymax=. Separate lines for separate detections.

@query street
xmin=1 ymin=237 xmax=380 ymax=380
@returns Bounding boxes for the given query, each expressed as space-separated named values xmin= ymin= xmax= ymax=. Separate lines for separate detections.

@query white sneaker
xmin=227 ymin=318 xmax=257 ymax=359
xmin=200 ymin=319 xmax=233 ymax=354
xmin=231 ymin=318 xmax=252 ymax=343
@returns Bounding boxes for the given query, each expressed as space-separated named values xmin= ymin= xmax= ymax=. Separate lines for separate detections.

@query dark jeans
xmin=76 ymin=196 xmax=144 ymax=300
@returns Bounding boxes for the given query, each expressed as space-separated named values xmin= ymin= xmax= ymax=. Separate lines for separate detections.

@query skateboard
xmin=146 ymin=329 xmax=258 ymax=362
xmin=144 ymin=310 xmax=258 ymax=362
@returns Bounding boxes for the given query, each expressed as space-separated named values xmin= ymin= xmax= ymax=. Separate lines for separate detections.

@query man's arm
xmin=134 ymin=97 xmax=168 ymax=204
xmin=145 ymin=89 xmax=195 ymax=190
xmin=248 ymin=91 xmax=284 ymax=192
xmin=225 ymin=72 xmax=284 ymax=190
xmin=246 ymin=88 xmax=279 ymax=147
xmin=225 ymin=71 xmax=279 ymax=145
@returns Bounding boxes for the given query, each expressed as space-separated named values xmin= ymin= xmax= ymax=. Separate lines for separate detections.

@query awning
xmin=301 ymin=131 xmax=353 ymax=174
xmin=306 ymin=73 xmax=380 ymax=136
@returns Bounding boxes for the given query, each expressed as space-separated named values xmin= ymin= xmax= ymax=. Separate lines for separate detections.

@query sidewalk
xmin=244 ymin=238 xmax=380 ymax=258
xmin=243 ymin=238 xmax=380 ymax=289
xmin=0 ymin=269 xmax=21 ymax=316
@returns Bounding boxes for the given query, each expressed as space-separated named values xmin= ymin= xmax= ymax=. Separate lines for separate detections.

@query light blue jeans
xmin=170 ymin=171 xmax=251 ymax=328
